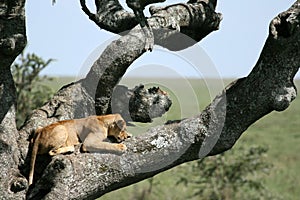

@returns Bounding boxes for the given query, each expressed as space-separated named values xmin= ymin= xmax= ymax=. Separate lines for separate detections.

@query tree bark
xmin=0 ymin=0 xmax=299 ymax=199
xmin=0 ymin=0 xmax=27 ymax=198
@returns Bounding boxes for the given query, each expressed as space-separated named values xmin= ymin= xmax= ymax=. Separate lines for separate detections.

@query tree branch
xmin=210 ymin=1 xmax=300 ymax=155
xmin=0 ymin=0 xmax=27 ymax=198
xmin=18 ymin=0 xmax=220 ymax=160
xmin=25 ymin=1 xmax=300 ymax=199
xmin=80 ymin=0 xmax=139 ymax=33
xmin=80 ymin=0 xmax=221 ymax=44
xmin=81 ymin=0 xmax=221 ymax=115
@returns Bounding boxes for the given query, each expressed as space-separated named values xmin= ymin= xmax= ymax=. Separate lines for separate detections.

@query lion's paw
xmin=117 ymin=143 xmax=127 ymax=152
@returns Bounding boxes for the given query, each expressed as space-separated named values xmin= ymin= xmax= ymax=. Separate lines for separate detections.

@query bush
xmin=176 ymin=145 xmax=282 ymax=200
xmin=11 ymin=52 xmax=55 ymax=129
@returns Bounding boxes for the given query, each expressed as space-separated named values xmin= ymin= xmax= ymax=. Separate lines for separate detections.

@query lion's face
xmin=108 ymin=120 xmax=132 ymax=142
xmin=116 ymin=130 xmax=132 ymax=142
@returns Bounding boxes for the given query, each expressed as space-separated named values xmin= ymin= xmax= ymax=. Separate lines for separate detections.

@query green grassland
xmin=51 ymin=77 xmax=300 ymax=200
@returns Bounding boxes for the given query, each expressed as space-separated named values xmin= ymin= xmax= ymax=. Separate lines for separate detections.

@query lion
xmin=28 ymin=114 xmax=131 ymax=186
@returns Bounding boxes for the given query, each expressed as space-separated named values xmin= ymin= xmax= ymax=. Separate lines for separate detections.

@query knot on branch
xmin=111 ymin=85 xmax=172 ymax=122
xmin=81 ymin=0 xmax=138 ymax=33
xmin=0 ymin=34 xmax=26 ymax=56
xmin=272 ymin=86 xmax=297 ymax=111
xmin=6 ymin=169 xmax=28 ymax=193
xmin=130 ymin=85 xmax=172 ymax=122
xmin=10 ymin=176 xmax=27 ymax=193
xmin=27 ymin=156 xmax=72 ymax=199
xmin=0 ymin=38 xmax=15 ymax=55
xmin=147 ymin=1 xmax=222 ymax=50
xmin=270 ymin=3 xmax=300 ymax=39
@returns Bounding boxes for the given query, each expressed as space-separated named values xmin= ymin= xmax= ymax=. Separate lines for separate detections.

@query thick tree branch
xmin=209 ymin=1 xmax=300 ymax=155
xmin=19 ymin=0 xmax=220 ymax=157
xmin=80 ymin=0 xmax=221 ymax=45
xmin=81 ymin=0 xmax=221 ymax=115
xmin=110 ymin=85 xmax=172 ymax=122
xmin=0 ymin=0 xmax=27 ymax=198
xmin=80 ymin=0 xmax=139 ymax=33
xmin=25 ymin=1 xmax=300 ymax=199
xmin=0 ymin=0 xmax=297 ymax=198
xmin=12 ymin=0 xmax=221 ymax=198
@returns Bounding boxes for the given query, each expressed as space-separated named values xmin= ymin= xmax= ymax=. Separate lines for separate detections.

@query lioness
xmin=28 ymin=114 xmax=131 ymax=186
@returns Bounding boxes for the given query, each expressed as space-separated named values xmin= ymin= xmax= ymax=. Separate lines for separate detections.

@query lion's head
xmin=108 ymin=120 xmax=132 ymax=142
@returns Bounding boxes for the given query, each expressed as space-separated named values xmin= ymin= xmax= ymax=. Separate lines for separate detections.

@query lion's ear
xmin=33 ymin=126 xmax=43 ymax=134
xmin=116 ymin=120 xmax=126 ymax=130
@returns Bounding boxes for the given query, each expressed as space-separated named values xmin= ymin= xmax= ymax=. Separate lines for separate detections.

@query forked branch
xmin=26 ymin=1 xmax=300 ymax=199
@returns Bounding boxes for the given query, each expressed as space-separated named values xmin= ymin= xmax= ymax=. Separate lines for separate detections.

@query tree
xmin=12 ymin=52 xmax=55 ymax=129
xmin=177 ymin=145 xmax=281 ymax=200
xmin=0 ymin=0 xmax=299 ymax=199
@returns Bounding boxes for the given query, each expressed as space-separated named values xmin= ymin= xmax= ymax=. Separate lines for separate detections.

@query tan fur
xmin=28 ymin=114 xmax=131 ymax=186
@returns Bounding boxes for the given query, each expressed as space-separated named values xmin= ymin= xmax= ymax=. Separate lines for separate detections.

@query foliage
xmin=11 ymin=52 xmax=55 ymax=129
xmin=101 ymin=144 xmax=283 ymax=200
xmin=176 ymin=145 xmax=282 ymax=200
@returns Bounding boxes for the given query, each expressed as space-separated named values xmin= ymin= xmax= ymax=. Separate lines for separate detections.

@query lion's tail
xmin=28 ymin=128 xmax=41 ymax=186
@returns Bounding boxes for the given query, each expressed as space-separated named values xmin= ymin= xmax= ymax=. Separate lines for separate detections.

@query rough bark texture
xmin=0 ymin=0 xmax=27 ymax=198
xmin=0 ymin=0 xmax=299 ymax=199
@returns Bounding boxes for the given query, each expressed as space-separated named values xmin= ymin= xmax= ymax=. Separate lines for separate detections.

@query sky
xmin=25 ymin=0 xmax=298 ymax=79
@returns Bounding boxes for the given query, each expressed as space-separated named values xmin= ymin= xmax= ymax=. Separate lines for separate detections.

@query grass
xmin=43 ymin=76 xmax=77 ymax=92
xmin=49 ymin=77 xmax=300 ymax=200
xmin=236 ymin=88 xmax=300 ymax=200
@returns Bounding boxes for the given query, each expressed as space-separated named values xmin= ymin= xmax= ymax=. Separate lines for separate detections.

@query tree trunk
xmin=0 ymin=0 xmax=299 ymax=199
xmin=0 ymin=0 xmax=27 ymax=198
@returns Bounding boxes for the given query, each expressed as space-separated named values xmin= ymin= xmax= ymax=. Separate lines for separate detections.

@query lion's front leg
xmin=81 ymin=133 xmax=127 ymax=153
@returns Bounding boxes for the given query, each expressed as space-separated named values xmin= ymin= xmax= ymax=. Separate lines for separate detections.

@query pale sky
xmin=25 ymin=0 xmax=298 ymax=78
